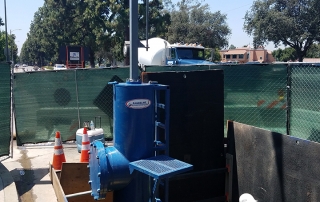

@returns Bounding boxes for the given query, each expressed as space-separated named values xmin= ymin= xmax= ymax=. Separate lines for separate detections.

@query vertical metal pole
xmin=5 ymin=0 xmax=14 ymax=157
xmin=10 ymin=64 xmax=14 ymax=158
xmin=130 ymin=0 xmax=138 ymax=81
xmin=11 ymin=30 xmax=13 ymax=63
xmin=286 ymin=64 xmax=292 ymax=136
xmin=146 ymin=0 xmax=149 ymax=51
xmin=4 ymin=0 xmax=9 ymax=63
xmin=66 ymin=46 xmax=69 ymax=68
xmin=74 ymin=70 xmax=81 ymax=129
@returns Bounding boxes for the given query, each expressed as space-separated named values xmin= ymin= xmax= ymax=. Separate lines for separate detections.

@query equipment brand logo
xmin=126 ymin=99 xmax=151 ymax=109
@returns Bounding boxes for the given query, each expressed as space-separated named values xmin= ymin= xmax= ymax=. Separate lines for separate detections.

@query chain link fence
xmin=223 ymin=64 xmax=288 ymax=135
xmin=13 ymin=63 xmax=320 ymax=146
xmin=14 ymin=68 xmax=129 ymax=145
xmin=145 ymin=64 xmax=288 ymax=136
xmin=289 ymin=64 xmax=320 ymax=142
xmin=0 ymin=63 xmax=11 ymax=156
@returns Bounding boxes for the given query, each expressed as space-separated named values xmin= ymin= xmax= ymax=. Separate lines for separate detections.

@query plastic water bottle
xmin=90 ymin=120 xmax=95 ymax=130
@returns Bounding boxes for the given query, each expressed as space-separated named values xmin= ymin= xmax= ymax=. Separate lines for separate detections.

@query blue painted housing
xmin=177 ymin=59 xmax=216 ymax=65
xmin=89 ymin=81 xmax=167 ymax=201
xmin=113 ymin=81 xmax=156 ymax=161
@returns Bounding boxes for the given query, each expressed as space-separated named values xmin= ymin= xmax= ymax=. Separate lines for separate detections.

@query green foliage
xmin=244 ymin=0 xmax=320 ymax=62
xmin=272 ymin=48 xmax=282 ymax=61
xmin=167 ymin=0 xmax=230 ymax=49
xmin=273 ymin=44 xmax=320 ymax=61
xmin=0 ymin=17 xmax=4 ymax=26
xmin=138 ymin=0 xmax=171 ymax=39
xmin=306 ymin=43 xmax=320 ymax=58
xmin=0 ymin=32 xmax=6 ymax=61
xmin=229 ymin=44 xmax=236 ymax=49
xmin=20 ymin=0 xmax=171 ymax=65
xmin=9 ymin=33 xmax=19 ymax=63
xmin=272 ymin=47 xmax=297 ymax=62
xmin=21 ymin=0 xmax=110 ymax=66
xmin=205 ymin=48 xmax=221 ymax=62
xmin=0 ymin=31 xmax=19 ymax=62
xmin=105 ymin=0 xmax=171 ymax=62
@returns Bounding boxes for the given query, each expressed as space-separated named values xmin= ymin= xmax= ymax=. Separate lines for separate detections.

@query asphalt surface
xmin=0 ymin=140 xmax=81 ymax=202
xmin=14 ymin=66 xmax=43 ymax=73
xmin=4 ymin=65 xmax=77 ymax=202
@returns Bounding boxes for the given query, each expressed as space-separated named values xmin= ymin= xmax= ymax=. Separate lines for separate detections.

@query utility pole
xmin=129 ymin=0 xmax=138 ymax=80
xmin=10 ymin=29 xmax=21 ymax=64
xmin=4 ymin=0 xmax=9 ymax=63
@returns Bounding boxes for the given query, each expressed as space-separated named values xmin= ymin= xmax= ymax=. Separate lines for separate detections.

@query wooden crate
xmin=50 ymin=162 xmax=113 ymax=202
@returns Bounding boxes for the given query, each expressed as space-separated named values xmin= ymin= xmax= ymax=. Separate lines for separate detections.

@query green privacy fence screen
xmin=289 ymin=64 xmax=320 ymax=142
xmin=14 ymin=68 xmax=129 ymax=145
xmin=13 ymin=64 xmax=320 ymax=146
xmin=145 ymin=64 xmax=288 ymax=136
xmin=0 ymin=63 xmax=11 ymax=156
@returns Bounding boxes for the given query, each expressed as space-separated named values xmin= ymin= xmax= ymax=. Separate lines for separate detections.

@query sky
xmin=0 ymin=0 xmax=280 ymax=56
xmin=0 ymin=0 xmax=44 ymax=55
xmin=205 ymin=0 xmax=281 ymax=51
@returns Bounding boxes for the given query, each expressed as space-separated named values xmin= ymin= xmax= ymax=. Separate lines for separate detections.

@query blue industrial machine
xmin=88 ymin=80 xmax=193 ymax=202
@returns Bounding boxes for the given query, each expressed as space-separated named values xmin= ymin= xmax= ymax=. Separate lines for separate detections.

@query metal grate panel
xmin=129 ymin=155 xmax=193 ymax=179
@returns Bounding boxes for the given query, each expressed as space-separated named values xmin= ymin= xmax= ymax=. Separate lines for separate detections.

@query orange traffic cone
xmin=80 ymin=127 xmax=90 ymax=162
xmin=52 ymin=131 xmax=66 ymax=170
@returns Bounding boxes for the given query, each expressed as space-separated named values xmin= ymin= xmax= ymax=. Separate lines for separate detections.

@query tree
xmin=21 ymin=0 xmax=171 ymax=66
xmin=167 ymin=0 xmax=230 ymax=49
xmin=9 ymin=33 xmax=19 ymax=63
xmin=244 ymin=0 xmax=320 ymax=62
xmin=272 ymin=48 xmax=283 ymax=61
xmin=282 ymin=47 xmax=297 ymax=62
xmin=105 ymin=0 xmax=171 ymax=63
xmin=0 ymin=32 xmax=6 ymax=61
xmin=0 ymin=17 xmax=4 ymax=27
xmin=205 ymin=48 xmax=221 ymax=62
xmin=138 ymin=0 xmax=171 ymax=39
xmin=20 ymin=0 xmax=111 ymax=67
xmin=0 ymin=31 xmax=18 ymax=62
xmin=20 ymin=4 xmax=58 ymax=65
xmin=0 ymin=19 xmax=6 ymax=61
xmin=306 ymin=43 xmax=320 ymax=58
xmin=229 ymin=44 xmax=236 ymax=49
xmin=272 ymin=47 xmax=297 ymax=62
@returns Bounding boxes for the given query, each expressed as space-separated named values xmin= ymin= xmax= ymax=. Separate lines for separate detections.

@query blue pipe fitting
xmin=89 ymin=140 xmax=131 ymax=200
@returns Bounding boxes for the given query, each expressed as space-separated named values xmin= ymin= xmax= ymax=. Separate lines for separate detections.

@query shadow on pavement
xmin=0 ymin=162 xmax=13 ymax=190
xmin=10 ymin=168 xmax=50 ymax=201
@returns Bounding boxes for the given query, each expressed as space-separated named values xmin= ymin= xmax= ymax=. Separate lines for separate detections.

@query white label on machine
xmin=126 ymin=99 xmax=151 ymax=109
xmin=70 ymin=52 xmax=79 ymax=60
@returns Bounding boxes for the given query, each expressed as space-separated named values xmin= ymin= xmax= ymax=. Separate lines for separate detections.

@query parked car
xmin=53 ymin=64 xmax=67 ymax=70
xmin=22 ymin=64 xmax=27 ymax=67
xmin=245 ymin=61 xmax=260 ymax=64
xmin=14 ymin=64 xmax=19 ymax=68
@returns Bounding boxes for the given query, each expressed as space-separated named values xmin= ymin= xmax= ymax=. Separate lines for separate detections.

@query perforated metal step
xmin=129 ymin=155 xmax=193 ymax=179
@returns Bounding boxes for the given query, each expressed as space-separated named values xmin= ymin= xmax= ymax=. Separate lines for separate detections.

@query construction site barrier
xmin=12 ymin=63 xmax=320 ymax=145
xmin=0 ymin=62 xmax=11 ymax=156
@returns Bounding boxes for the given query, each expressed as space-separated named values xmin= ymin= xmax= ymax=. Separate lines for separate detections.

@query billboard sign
xmin=70 ymin=52 xmax=79 ymax=60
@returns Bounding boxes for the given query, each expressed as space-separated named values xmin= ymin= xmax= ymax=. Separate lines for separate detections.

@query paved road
xmin=2 ymin=140 xmax=80 ymax=202
xmin=14 ymin=66 xmax=43 ymax=73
